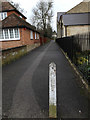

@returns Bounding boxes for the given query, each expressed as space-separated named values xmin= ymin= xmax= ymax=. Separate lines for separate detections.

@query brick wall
xmin=7 ymin=11 xmax=26 ymax=21
xmin=1 ymin=40 xmax=22 ymax=50
xmin=34 ymin=34 xmax=40 ymax=43
xmin=21 ymin=28 xmax=35 ymax=45
xmin=1 ymin=28 xmax=22 ymax=50
xmin=1 ymin=28 xmax=37 ymax=50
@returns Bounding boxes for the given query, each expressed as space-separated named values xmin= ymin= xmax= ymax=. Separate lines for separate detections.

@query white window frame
xmin=14 ymin=28 xmax=20 ymax=38
xmin=30 ymin=31 xmax=33 ymax=40
xmin=4 ymin=12 xmax=7 ymax=19
xmin=1 ymin=13 xmax=3 ymax=20
xmin=37 ymin=33 xmax=39 ymax=39
xmin=9 ymin=29 xmax=14 ymax=39
xmin=4 ymin=29 xmax=9 ymax=39
xmin=0 ymin=29 xmax=4 ymax=39
xmin=0 ymin=12 xmax=7 ymax=20
xmin=0 ymin=28 xmax=20 ymax=41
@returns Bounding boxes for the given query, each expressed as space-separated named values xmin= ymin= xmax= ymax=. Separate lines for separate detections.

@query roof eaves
xmin=2 ymin=13 xmax=40 ymax=33
xmin=2 ymin=25 xmax=25 ymax=29
xmin=2 ymin=23 xmax=40 ymax=33
xmin=15 ymin=9 xmax=27 ymax=19
xmin=64 ymin=24 xmax=90 ymax=26
xmin=24 ymin=26 xmax=40 ymax=33
xmin=8 ymin=2 xmax=27 ymax=19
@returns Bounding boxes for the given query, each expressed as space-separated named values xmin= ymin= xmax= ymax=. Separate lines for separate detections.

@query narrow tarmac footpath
xmin=2 ymin=40 xmax=90 ymax=119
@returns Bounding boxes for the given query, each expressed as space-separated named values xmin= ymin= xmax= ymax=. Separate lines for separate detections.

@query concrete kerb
xmin=59 ymin=47 xmax=90 ymax=93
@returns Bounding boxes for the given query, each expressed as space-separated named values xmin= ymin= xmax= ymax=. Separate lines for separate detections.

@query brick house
xmin=57 ymin=0 xmax=90 ymax=38
xmin=0 ymin=2 xmax=40 ymax=50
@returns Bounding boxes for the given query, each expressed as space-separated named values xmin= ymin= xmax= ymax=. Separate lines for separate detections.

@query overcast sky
xmin=11 ymin=0 xmax=83 ymax=31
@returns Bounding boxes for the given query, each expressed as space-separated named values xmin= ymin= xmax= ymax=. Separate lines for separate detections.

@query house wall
xmin=1 ymin=40 xmax=22 ymax=50
xmin=21 ymin=28 xmax=34 ymax=45
xmin=66 ymin=25 xmax=90 ymax=36
xmin=21 ymin=28 xmax=40 ymax=45
xmin=1 ymin=28 xmax=22 ymax=50
xmin=1 ymin=28 xmax=40 ymax=50
xmin=57 ymin=22 xmax=61 ymax=38
xmin=57 ymin=22 xmax=66 ymax=38
xmin=7 ymin=11 xmax=26 ymax=20
xmin=2 ymin=28 xmax=41 ymax=65
xmin=34 ymin=34 xmax=40 ymax=43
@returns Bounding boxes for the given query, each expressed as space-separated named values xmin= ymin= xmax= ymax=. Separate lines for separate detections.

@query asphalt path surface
xmin=2 ymin=40 xmax=90 ymax=119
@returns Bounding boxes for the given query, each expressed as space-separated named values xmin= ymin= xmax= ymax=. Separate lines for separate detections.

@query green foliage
xmin=75 ymin=51 xmax=90 ymax=82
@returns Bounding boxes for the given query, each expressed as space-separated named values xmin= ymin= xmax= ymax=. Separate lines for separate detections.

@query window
xmin=9 ymin=29 xmax=14 ymax=38
xmin=35 ymin=32 xmax=37 ymax=39
xmin=4 ymin=12 xmax=7 ymax=18
xmin=0 ymin=30 xmax=4 ymax=39
xmin=1 ymin=13 xmax=3 ymax=20
xmin=14 ymin=28 xmax=19 ymax=38
xmin=0 ymin=28 xmax=20 ymax=41
xmin=0 ymin=12 xmax=7 ymax=20
xmin=37 ymin=33 xmax=39 ymax=39
xmin=4 ymin=29 xmax=9 ymax=39
xmin=30 ymin=31 xmax=33 ymax=39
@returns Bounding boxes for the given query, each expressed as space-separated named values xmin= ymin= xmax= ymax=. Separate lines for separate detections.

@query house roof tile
xmin=2 ymin=13 xmax=39 ymax=33
xmin=63 ymin=13 xmax=90 ymax=26
xmin=2 ymin=2 xmax=15 ymax=11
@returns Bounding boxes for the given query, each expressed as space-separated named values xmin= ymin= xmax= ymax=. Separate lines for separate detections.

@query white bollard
xmin=49 ymin=62 xmax=57 ymax=118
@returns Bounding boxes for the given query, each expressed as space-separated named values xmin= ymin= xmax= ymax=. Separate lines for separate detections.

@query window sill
xmin=0 ymin=38 xmax=20 ymax=41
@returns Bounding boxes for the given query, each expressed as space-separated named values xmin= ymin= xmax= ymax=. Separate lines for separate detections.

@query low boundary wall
xmin=2 ymin=43 xmax=40 ymax=65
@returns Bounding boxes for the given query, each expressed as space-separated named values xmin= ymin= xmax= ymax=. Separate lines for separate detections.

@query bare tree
xmin=31 ymin=0 xmax=53 ymax=33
